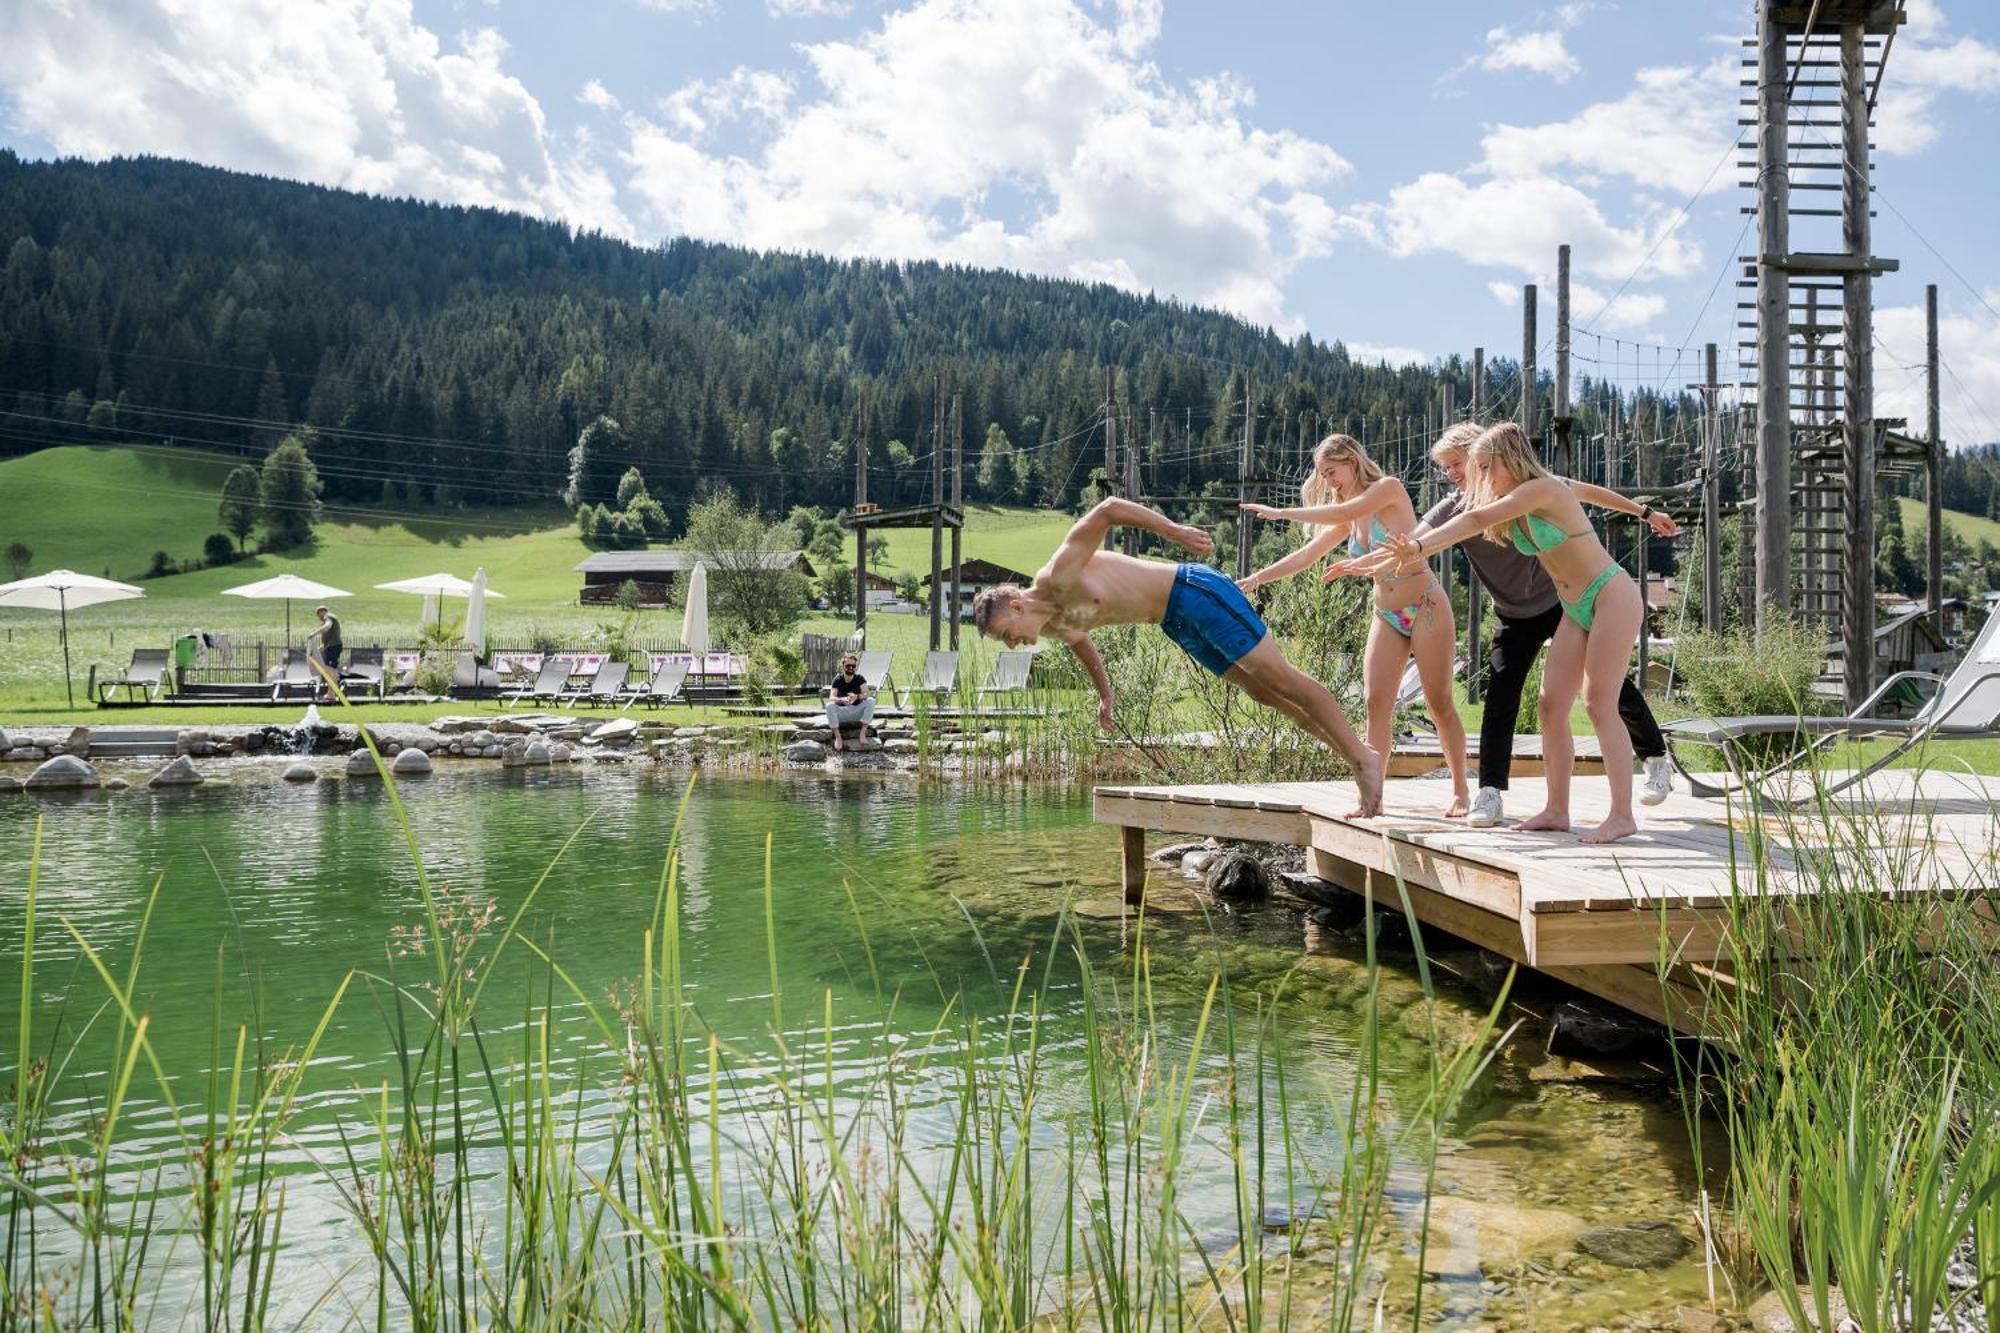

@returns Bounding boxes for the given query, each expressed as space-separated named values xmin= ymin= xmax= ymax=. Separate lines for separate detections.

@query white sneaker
xmin=1467 ymin=787 xmax=1505 ymax=827
xmin=1639 ymin=756 xmax=1672 ymax=806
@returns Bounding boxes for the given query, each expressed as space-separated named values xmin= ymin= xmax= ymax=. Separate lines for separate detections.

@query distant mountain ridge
xmin=0 ymin=151 xmax=1499 ymax=521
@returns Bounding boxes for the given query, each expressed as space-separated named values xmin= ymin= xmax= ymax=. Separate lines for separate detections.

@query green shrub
xmin=1673 ymin=612 xmax=1829 ymax=761
xmin=203 ymin=532 xmax=236 ymax=566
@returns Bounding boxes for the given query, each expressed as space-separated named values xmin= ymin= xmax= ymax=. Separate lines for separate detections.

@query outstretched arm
xmin=1242 ymin=477 xmax=1403 ymax=527
xmin=1566 ymin=479 xmax=1680 ymax=537
xmin=1240 ymin=526 xmax=1346 ymax=593
xmin=1389 ymin=477 xmax=1569 ymax=562
xmin=1063 ymin=631 xmax=1118 ymax=732
xmin=1043 ymin=498 xmax=1212 ymax=586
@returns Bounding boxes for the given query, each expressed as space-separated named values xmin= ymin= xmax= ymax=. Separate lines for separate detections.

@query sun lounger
xmin=635 ymin=659 xmax=690 ymax=708
xmin=897 ymin=650 xmax=961 ymax=706
xmin=1665 ymin=612 xmax=2000 ymax=800
xmin=977 ymin=649 xmax=1035 ymax=703
xmin=853 ymin=650 xmax=894 ymax=701
xmin=503 ymin=658 xmax=573 ymax=708
xmin=273 ymin=649 xmax=320 ymax=701
xmin=342 ymin=647 xmax=388 ymax=700
xmin=448 ymin=651 xmax=500 ymax=699
xmin=568 ymin=660 xmax=631 ymax=708
xmin=97 ymin=648 xmax=171 ymax=704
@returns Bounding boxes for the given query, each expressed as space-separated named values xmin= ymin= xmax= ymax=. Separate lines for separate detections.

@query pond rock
xmin=6 ymin=746 xmax=48 ymax=762
xmin=345 ymin=750 xmax=381 ymax=777
xmin=794 ymin=726 xmax=834 ymax=743
xmin=1547 ymin=999 xmax=1659 ymax=1057
xmin=1148 ymin=840 xmax=1207 ymax=863
xmin=549 ymin=744 xmax=574 ymax=763
xmin=1747 ymin=1286 xmax=1849 ymax=1333
xmin=883 ymin=738 xmax=919 ymax=755
xmin=1575 ymin=1220 xmax=1691 ymax=1270
xmin=0 ymin=776 xmax=23 ymax=794
xmin=147 ymin=755 xmax=205 ymax=787
xmin=57 ymin=726 xmax=93 ymax=755
xmin=837 ymin=735 xmax=882 ymax=753
xmin=282 ymin=763 xmax=318 ymax=782
xmin=1181 ymin=849 xmax=1215 ymax=875
xmin=523 ymin=741 xmax=553 ymax=766
xmin=1204 ymin=849 xmax=1271 ymax=901
xmin=490 ymin=717 xmax=538 ymax=735
xmin=0 ymin=727 xmax=10 ymax=751
xmin=1422 ymin=1196 xmax=1587 ymax=1278
xmin=390 ymin=749 xmax=433 ymax=776
xmin=104 ymin=776 xmax=130 ymax=791
xmin=783 ymin=739 xmax=828 ymax=763
xmin=26 ymin=754 xmax=99 ymax=789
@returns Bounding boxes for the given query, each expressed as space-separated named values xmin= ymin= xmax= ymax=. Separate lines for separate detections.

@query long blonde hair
xmin=1300 ymin=434 xmax=1382 ymax=540
xmin=1465 ymin=423 xmax=1553 ymax=545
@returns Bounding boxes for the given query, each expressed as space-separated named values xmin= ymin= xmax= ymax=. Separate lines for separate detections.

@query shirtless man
xmin=970 ymin=497 xmax=1384 ymax=816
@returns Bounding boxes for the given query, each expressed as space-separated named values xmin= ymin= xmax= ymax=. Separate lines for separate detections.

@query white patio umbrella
xmin=0 ymin=569 xmax=146 ymax=708
xmin=465 ymin=567 xmax=490 ymax=657
xmin=374 ymin=572 xmax=505 ymax=627
xmin=219 ymin=573 xmax=351 ymax=645
xmin=680 ymin=563 xmax=710 ymax=656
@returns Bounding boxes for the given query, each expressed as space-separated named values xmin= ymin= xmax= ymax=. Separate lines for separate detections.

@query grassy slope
xmin=1898 ymin=495 xmax=2000 ymax=549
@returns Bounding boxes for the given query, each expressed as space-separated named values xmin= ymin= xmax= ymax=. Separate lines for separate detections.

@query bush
xmin=613 ymin=579 xmax=642 ymax=610
xmin=1674 ymin=612 xmax=1830 ymax=761
xmin=203 ymin=532 xmax=236 ymax=567
xmin=147 ymin=550 xmax=175 ymax=578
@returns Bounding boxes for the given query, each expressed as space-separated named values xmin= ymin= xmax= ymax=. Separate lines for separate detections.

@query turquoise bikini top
xmin=1346 ymin=518 xmax=1390 ymax=558
xmin=1510 ymin=513 xmax=1588 ymax=555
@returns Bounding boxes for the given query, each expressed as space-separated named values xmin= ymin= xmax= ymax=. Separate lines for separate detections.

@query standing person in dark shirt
xmin=826 ymin=652 xmax=874 ymax=750
xmin=1400 ymin=423 xmax=1677 ymax=828
xmin=311 ymin=604 xmax=344 ymax=670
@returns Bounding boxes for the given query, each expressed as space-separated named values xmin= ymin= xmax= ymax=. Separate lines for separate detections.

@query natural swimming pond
xmin=0 ymin=766 xmax=1719 ymax=1327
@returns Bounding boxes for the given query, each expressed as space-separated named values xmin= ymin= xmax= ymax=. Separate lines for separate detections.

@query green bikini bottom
xmin=1561 ymin=565 xmax=1621 ymax=631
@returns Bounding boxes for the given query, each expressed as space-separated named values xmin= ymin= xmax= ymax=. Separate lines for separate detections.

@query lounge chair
xmin=273 ymin=650 xmax=319 ymax=701
xmin=449 ymin=651 xmax=500 ymax=699
xmin=854 ymin=650 xmax=895 ymax=701
xmin=503 ymin=658 xmax=573 ymax=709
xmin=1664 ymin=612 xmax=2000 ymax=801
xmin=897 ymin=650 xmax=960 ymax=707
xmin=568 ymin=660 xmax=631 ymax=708
xmin=97 ymin=648 xmax=171 ymax=704
xmin=634 ymin=659 xmax=690 ymax=708
xmin=341 ymin=647 xmax=388 ymax=700
xmin=977 ymin=649 xmax=1035 ymax=703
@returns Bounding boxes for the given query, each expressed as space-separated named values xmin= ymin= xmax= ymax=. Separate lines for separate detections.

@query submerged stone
xmin=1204 ymin=849 xmax=1271 ymax=901
xmin=390 ymin=749 xmax=433 ymax=775
xmin=1575 ymin=1220 xmax=1691 ymax=1270
xmin=782 ymin=739 xmax=827 ymax=763
xmin=345 ymin=751 xmax=381 ymax=778
xmin=282 ymin=763 xmax=318 ymax=782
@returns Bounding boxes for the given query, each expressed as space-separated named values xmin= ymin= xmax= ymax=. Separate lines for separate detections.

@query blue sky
xmin=5 ymin=0 xmax=1998 ymax=440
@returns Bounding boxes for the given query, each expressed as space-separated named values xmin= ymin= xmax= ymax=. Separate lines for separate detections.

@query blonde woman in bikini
xmin=1238 ymin=434 xmax=1471 ymax=817
xmin=1346 ymin=422 xmax=1643 ymax=844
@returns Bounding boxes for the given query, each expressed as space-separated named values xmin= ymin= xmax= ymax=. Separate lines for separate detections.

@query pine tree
xmin=219 ymin=465 xmax=261 ymax=552
xmin=258 ymin=434 xmax=324 ymax=549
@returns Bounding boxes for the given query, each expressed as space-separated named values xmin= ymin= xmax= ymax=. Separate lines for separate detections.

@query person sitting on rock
xmin=826 ymin=652 xmax=874 ymax=751
xmin=970 ymin=497 xmax=1383 ymax=816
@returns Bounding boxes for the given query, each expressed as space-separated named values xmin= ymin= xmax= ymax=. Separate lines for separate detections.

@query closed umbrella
xmin=220 ymin=573 xmax=351 ymax=646
xmin=465 ymin=567 xmax=490 ymax=657
xmin=0 ymin=569 xmax=146 ymax=708
xmin=680 ymin=563 xmax=710 ymax=655
xmin=374 ymin=572 xmax=504 ymax=627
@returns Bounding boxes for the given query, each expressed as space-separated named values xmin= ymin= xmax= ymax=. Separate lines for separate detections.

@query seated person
xmin=826 ymin=652 xmax=874 ymax=750
xmin=970 ymin=497 xmax=1383 ymax=816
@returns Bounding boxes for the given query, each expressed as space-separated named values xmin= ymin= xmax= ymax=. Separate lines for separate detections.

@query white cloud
xmin=1345 ymin=341 xmax=1428 ymax=367
xmin=619 ymin=0 xmax=1351 ymax=327
xmin=1875 ymin=6 xmax=2000 ymax=154
xmin=767 ymin=0 xmax=853 ymax=16
xmin=1478 ymin=61 xmax=1736 ymax=197
xmin=1475 ymin=27 xmax=1580 ymax=83
xmin=0 ymin=0 xmax=631 ymax=235
xmin=1876 ymin=294 xmax=2000 ymax=445
xmin=578 ymin=79 xmax=620 ymax=111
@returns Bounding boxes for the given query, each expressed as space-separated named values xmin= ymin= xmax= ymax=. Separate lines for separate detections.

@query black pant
xmin=1480 ymin=605 xmax=1666 ymax=791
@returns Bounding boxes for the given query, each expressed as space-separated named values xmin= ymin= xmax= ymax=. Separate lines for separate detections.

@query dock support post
xmin=1839 ymin=20 xmax=1876 ymax=711
xmin=1120 ymin=825 xmax=1147 ymax=906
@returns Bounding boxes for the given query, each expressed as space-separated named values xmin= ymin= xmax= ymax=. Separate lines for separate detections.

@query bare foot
xmin=1346 ymin=747 xmax=1385 ymax=818
xmin=1579 ymin=815 xmax=1638 ymax=844
xmin=832 ymin=731 xmax=844 ymax=751
xmin=1510 ymin=809 xmax=1571 ymax=832
xmin=1444 ymin=791 xmax=1470 ymax=819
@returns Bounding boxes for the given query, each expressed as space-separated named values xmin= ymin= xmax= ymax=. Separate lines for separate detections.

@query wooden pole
xmin=1237 ymin=376 xmax=1254 ymax=579
xmin=929 ymin=375 xmax=944 ymax=654
xmin=1925 ymin=284 xmax=1943 ymax=622
xmin=1697 ymin=343 xmax=1725 ymax=632
xmin=1125 ymin=405 xmax=1144 ymax=556
xmin=1103 ymin=367 xmax=1117 ymax=549
xmin=950 ymin=392 xmax=963 ymax=650
xmin=1520 ymin=285 xmax=1538 ymax=443
xmin=1839 ymin=21 xmax=1875 ymax=712
xmin=1754 ymin=0 xmax=1793 ymax=625
xmin=854 ymin=408 xmax=868 ymax=636
xmin=1473 ymin=347 xmax=1485 ymax=417
xmin=1555 ymin=245 xmax=1572 ymax=475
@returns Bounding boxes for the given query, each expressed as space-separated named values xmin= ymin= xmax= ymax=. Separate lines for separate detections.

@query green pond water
xmin=0 ymin=765 xmax=1721 ymax=1327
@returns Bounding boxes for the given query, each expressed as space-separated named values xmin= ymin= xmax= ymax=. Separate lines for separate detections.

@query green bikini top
xmin=1510 ymin=513 xmax=1590 ymax=555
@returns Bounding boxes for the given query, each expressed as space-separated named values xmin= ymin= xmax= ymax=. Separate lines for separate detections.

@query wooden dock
xmin=1095 ymin=770 xmax=2000 ymax=1032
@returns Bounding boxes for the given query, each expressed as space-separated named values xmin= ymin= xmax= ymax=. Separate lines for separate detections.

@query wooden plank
xmin=1307 ymin=848 xmax=1529 ymax=963
xmin=1092 ymin=793 xmax=1311 ymax=847
xmin=1524 ymin=905 xmax=1733 ymax=967
xmin=1310 ymin=820 xmax=1523 ymax=922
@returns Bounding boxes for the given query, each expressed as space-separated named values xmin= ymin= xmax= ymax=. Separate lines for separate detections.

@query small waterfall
xmin=283 ymin=704 xmax=326 ymax=755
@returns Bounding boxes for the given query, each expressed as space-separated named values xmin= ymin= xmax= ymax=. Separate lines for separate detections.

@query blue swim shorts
xmin=1160 ymin=563 xmax=1268 ymax=677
